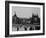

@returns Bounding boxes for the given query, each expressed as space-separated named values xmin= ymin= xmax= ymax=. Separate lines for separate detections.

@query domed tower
xmin=32 ymin=14 xmax=38 ymax=18
xmin=31 ymin=14 xmax=40 ymax=25
xmin=12 ymin=12 xmax=19 ymax=24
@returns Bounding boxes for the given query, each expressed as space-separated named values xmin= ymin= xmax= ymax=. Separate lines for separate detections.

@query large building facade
xmin=12 ymin=13 xmax=40 ymax=25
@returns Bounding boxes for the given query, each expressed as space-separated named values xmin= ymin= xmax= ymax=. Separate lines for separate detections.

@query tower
xmin=31 ymin=14 xmax=40 ymax=25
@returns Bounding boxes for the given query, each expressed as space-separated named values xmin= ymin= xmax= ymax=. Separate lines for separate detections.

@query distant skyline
xmin=12 ymin=6 xmax=40 ymax=18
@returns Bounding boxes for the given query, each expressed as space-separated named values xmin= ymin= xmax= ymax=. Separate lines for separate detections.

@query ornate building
xmin=31 ymin=14 xmax=40 ymax=25
xmin=12 ymin=13 xmax=40 ymax=31
xmin=12 ymin=13 xmax=40 ymax=25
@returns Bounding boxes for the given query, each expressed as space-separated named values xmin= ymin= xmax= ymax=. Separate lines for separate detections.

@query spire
xmin=14 ymin=11 xmax=17 ymax=17
xmin=14 ymin=13 xmax=17 ymax=17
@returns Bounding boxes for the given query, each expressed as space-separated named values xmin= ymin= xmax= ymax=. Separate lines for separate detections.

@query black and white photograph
xmin=12 ymin=6 xmax=40 ymax=31
xmin=5 ymin=1 xmax=45 ymax=37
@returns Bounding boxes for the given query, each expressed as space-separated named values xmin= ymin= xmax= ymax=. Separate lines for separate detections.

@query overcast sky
xmin=12 ymin=6 xmax=40 ymax=18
